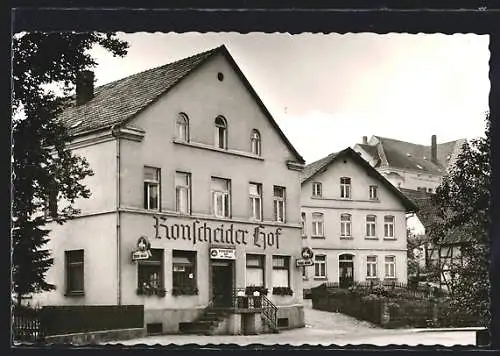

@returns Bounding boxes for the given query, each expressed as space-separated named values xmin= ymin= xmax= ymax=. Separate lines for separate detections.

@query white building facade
xmin=300 ymin=148 xmax=417 ymax=291
xmin=33 ymin=46 xmax=307 ymax=334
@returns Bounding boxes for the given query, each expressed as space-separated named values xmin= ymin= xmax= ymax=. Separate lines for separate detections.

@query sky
xmin=90 ymin=32 xmax=490 ymax=164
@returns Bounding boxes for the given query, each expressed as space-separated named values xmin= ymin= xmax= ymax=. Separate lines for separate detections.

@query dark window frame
xmin=65 ymin=249 xmax=84 ymax=296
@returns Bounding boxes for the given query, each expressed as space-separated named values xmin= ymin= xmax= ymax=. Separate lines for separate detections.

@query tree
xmin=12 ymin=33 xmax=128 ymax=306
xmin=429 ymin=113 xmax=491 ymax=327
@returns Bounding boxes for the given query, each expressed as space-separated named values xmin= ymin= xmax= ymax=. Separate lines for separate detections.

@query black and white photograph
xmin=11 ymin=27 xmax=492 ymax=348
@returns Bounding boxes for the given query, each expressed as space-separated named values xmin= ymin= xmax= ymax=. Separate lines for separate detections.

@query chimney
xmin=362 ymin=136 xmax=368 ymax=144
xmin=76 ymin=70 xmax=95 ymax=105
xmin=431 ymin=135 xmax=437 ymax=163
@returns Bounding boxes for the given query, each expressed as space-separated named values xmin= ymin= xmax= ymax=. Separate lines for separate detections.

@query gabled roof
xmin=301 ymin=147 xmax=418 ymax=212
xmin=356 ymin=136 xmax=466 ymax=175
xmin=400 ymin=188 xmax=474 ymax=246
xmin=59 ymin=45 xmax=305 ymax=164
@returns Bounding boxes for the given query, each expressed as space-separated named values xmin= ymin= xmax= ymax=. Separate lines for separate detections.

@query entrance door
xmin=211 ymin=261 xmax=234 ymax=307
xmin=339 ymin=254 xmax=354 ymax=288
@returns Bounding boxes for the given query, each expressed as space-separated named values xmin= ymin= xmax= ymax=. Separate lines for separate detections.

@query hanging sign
xmin=210 ymin=247 xmax=236 ymax=260
xmin=296 ymin=259 xmax=314 ymax=267
xmin=131 ymin=236 xmax=152 ymax=261
xmin=301 ymin=247 xmax=314 ymax=260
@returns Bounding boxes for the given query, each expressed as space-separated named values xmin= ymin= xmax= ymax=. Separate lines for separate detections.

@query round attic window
xmin=217 ymin=72 xmax=224 ymax=81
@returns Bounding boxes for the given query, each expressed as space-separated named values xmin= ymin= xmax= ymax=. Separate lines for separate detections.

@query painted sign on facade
xmin=153 ymin=215 xmax=283 ymax=250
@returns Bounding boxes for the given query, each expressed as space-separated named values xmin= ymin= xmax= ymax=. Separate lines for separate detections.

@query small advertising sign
xmin=210 ymin=247 xmax=236 ymax=260
xmin=131 ymin=250 xmax=152 ymax=261
xmin=296 ymin=258 xmax=314 ymax=267
xmin=301 ymin=247 xmax=314 ymax=260
xmin=131 ymin=236 xmax=152 ymax=262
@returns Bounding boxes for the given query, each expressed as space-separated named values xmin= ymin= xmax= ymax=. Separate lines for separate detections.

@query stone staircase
xmin=178 ymin=308 xmax=229 ymax=335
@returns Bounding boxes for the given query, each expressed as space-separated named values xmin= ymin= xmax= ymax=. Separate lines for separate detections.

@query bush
xmin=272 ymin=287 xmax=293 ymax=296
xmin=245 ymin=286 xmax=268 ymax=296
xmin=172 ymin=286 xmax=198 ymax=296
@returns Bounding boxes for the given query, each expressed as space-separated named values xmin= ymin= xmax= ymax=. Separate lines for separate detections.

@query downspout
xmin=111 ymin=125 xmax=122 ymax=305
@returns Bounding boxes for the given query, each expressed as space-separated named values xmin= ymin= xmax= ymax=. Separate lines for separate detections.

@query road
xmin=104 ymin=300 xmax=478 ymax=347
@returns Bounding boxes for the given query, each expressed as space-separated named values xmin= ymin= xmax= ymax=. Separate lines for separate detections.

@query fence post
xmin=432 ymin=300 xmax=439 ymax=326
xmin=381 ymin=301 xmax=390 ymax=326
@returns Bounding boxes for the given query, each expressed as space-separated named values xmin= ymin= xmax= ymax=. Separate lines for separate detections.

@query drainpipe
xmin=111 ymin=124 xmax=122 ymax=305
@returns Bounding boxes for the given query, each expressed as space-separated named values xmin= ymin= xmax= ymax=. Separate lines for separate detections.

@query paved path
xmin=103 ymin=300 xmax=477 ymax=347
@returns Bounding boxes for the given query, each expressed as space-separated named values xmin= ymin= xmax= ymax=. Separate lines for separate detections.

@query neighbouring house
xmin=32 ymin=45 xmax=307 ymax=335
xmin=300 ymin=147 xmax=417 ymax=291
xmin=353 ymin=135 xmax=466 ymax=193
xmin=400 ymin=188 xmax=473 ymax=290
xmin=352 ymin=135 xmax=467 ymax=260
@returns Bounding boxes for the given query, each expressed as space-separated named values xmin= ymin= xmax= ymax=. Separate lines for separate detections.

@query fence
xmin=321 ymin=280 xmax=447 ymax=300
xmin=311 ymin=283 xmax=481 ymax=328
xmin=13 ymin=305 xmax=144 ymax=342
xmin=12 ymin=306 xmax=44 ymax=342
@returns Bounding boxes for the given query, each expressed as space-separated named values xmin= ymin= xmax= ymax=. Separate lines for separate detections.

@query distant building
xmin=353 ymin=135 xmax=467 ymax=240
xmin=33 ymin=45 xmax=307 ymax=334
xmin=300 ymin=148 xmax=417 ymax=290
xmin=353 ymin=135 xmax=466 ymax=193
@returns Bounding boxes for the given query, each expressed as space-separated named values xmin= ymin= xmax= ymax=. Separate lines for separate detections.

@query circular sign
xmin=210 ymin=249 xmax=218 ymax=258
xmin=137 ymin=236 xmax=150 ymax=251
xmin=301 ymin=247 xmax=314 ymax=260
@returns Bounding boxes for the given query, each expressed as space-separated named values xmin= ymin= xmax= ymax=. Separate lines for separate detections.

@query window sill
xmin=340 ymin=236 xmax=353 ymax=240
xmin=365 ymin=237 xmax=379 ymax=240
xmin=173 ymin=139 xmax=265 ymax=161
xmin=314 ymin=277 xmax=327 ymax=281
xmin=311 ymin=235 xmax=325 ymax=239
xmin=383 ymin=237 xmax=397 ymax=241
xmin=65 ymin=291 xmax=85 ymax=297
xmin=301 ymin=235 xmax=307 ymax=239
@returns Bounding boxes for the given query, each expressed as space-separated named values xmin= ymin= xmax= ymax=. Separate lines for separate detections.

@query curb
xmin=409 ymin=327 xmax=486 ymax=333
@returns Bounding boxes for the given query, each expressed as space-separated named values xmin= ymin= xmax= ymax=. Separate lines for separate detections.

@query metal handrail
xmin=261 ymin=294 xmax=278 ymax=330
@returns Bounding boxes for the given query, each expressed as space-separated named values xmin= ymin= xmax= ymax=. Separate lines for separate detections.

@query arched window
xmin=340 ymin=213 xmax=352 ymax=238
xmin=250 ymin=129 xmax=261 ymax=155
xmin=215 ymin=116 xmax=227 ymax=149
xmin=176 ymin=113 xmax=189 ymax=142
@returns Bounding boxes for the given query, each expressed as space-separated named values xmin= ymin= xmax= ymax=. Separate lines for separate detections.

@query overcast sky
xmin=90 ymin=33 xmax=490 ymax=164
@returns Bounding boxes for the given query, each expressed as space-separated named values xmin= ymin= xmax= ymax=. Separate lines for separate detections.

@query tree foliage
xmin=429 ymin=114 xmax=491 ymax=327
xmin=12 ymin=32 xmax=128 ymax=305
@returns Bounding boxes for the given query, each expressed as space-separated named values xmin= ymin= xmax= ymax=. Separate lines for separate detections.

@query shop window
xmin=273 ymin=186 xmax=286 ymax=222
xmin=65 ymin=250 xmax=84 ymax=295
xmin=215 ymin=116 xmax=227 ymax=149
xmin=246 ymin=254 xmax=265 ymax=287
xmin=211 ymin=177 xmax=231 ymax=218
xmin=272 ymin=255 xmax=290 ymax=288
xmin=137 ymin=249 xmax=164 ymax=296
xmin=175 ymin=172 xmax=191 ymax=214
xmin=176 ymin=113 xmax=189 ymax=142
xmin=172 ymin=250 xmax=197 ymax=295
xmin=144 ymin=166 xmax=160 ymax=210
xmin=250 ymin=129 xmax=261 ymax=155
xmin=249 ymin=183 xmax=262 ymax=221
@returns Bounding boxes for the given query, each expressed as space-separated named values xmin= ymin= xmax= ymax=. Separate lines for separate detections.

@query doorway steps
xmin=178 ymin=309 xmax=230 ymax=335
